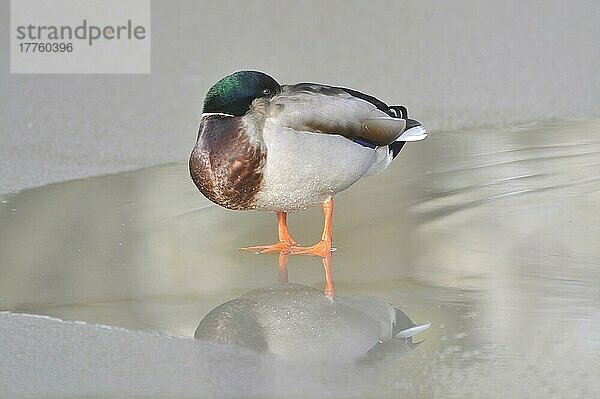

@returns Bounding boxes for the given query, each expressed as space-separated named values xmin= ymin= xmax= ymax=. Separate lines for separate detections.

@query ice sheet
xmin=1 ymin=1 xmax=599 ymax=193
xmin=0 ymin=307 xmax=426 ymax=398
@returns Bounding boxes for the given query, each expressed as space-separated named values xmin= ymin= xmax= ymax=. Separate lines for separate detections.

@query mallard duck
xmin=189 ymin=70 xmax=426 ymax=257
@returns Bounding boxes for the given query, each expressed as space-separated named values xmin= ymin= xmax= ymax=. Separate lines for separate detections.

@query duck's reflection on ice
xmin=195 ymin=252 xmax=430 ymax=360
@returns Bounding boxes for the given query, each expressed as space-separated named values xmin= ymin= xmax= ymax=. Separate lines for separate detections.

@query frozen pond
xmin=1 ymin=119 xmax=599 ymax=397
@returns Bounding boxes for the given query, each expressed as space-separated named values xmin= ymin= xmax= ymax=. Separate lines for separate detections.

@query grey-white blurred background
xmin=1 ymin=0 xmax=599 ymax=193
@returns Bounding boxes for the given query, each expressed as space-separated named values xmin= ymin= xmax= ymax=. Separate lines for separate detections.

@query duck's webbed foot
xmin=242 ymin=240 xmax=295 ymax=255
xmin=242 ymin=211 xmax=297 ymax=254
xmin=289 ymin=198 xmax=334 ymax=258
xmin=289 ymin=239 xmax=332 ymax=257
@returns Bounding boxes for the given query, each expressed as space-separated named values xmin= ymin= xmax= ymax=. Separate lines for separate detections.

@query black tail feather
xmin=388 ymin=105 xmax=421 ymax=158
xmin=389 ymin=105 xmax=408 ymax=119
xmin=389 ymin=141 xmax=406 ymax=158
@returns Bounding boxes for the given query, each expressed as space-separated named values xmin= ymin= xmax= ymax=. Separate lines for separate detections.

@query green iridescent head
xmin=203 ymin=70 xmax=281 ymax=116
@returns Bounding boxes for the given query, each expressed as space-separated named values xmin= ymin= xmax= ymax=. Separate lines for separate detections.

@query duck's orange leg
xmin=276 ymin=251 xmax=334 ymax=297
xmin=290 ymin=198 xmax=334 ymax=257
xmin=242 ymin=211 xmax=298 ymax=254
xmin=322 ymin=252 xmax=335 ymax=298
xmin=277 ymin=252 xmax=289 ymax=282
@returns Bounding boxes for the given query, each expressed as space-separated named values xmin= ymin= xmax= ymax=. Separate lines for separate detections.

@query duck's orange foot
xmin=290 ymin=239 xmax=333 ymax=257
xmin=242 ymin=239 xmax=297 ymax=255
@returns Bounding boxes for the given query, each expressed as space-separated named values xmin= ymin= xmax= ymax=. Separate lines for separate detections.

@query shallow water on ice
xmin=1 ymin=119 xmax=600 ymax=397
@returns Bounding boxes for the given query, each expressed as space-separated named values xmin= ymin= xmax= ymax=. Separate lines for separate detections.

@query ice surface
xmin=0 ymin=293 xmax=427 ymax=399
xmin=0 ymin=312 xmax=279 ymax=398
xmin=1 ymin=120 xmax=599 ymax=398
xmin=1 ymin=1 xmax=599 ymax=193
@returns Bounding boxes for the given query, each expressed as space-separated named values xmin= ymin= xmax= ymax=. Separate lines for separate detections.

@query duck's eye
xmin=262 ymin=88 xmax=272 ymax=96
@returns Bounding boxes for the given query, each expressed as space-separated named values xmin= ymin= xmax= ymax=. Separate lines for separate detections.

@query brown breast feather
xmin=189 ymin=114 xmax=265 ymax=210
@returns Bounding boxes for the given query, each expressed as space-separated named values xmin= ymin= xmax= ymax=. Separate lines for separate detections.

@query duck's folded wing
xmin=268 ymin=83 xmax=406 ymax=146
